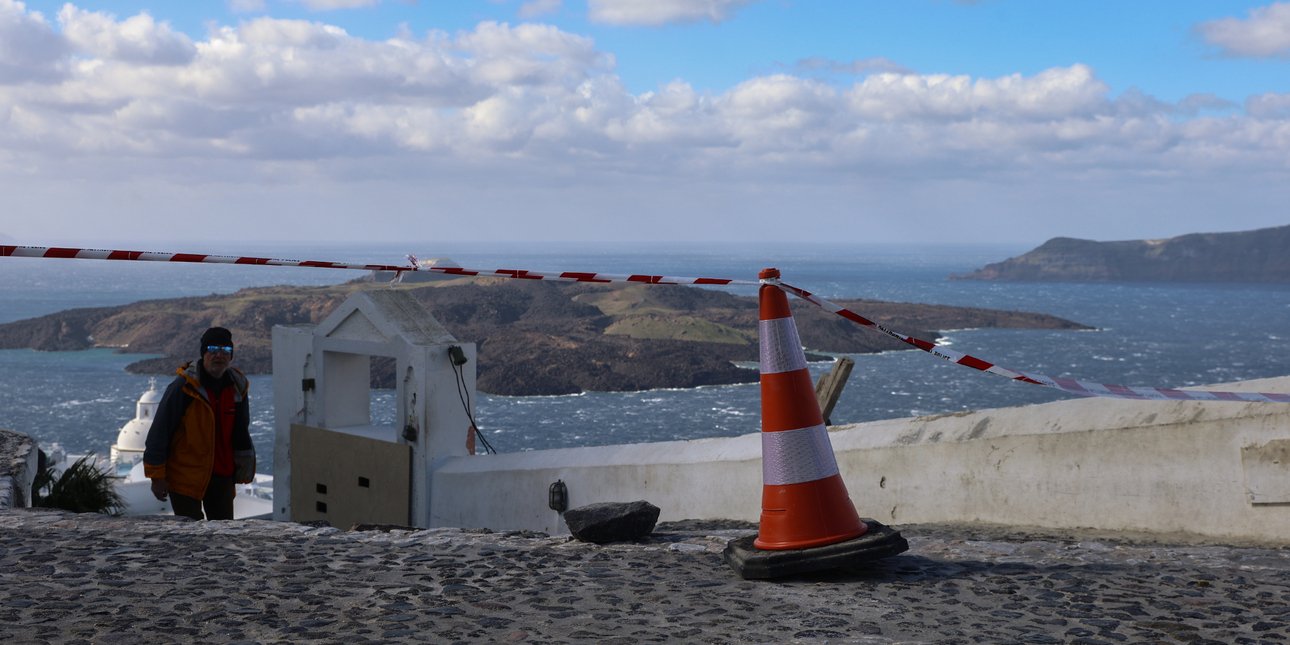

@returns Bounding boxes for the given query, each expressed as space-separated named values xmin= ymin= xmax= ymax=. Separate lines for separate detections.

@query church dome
xmin=114 ymin=379 xmax=161 ymax=453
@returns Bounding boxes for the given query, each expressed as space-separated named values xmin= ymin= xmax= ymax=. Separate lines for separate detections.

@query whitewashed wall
xmin=431 ymin=376 xmax=1290 ymax=543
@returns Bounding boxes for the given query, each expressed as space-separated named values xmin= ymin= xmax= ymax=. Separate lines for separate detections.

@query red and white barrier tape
xmin=421 ymin=265 xmax=754 ymax=286
xmin=767 ymin=277 xmax=1290 ymax=404
xmin=3 ymin=244 xmax=1285 ymax=403
xmin=0 ymin=245 xmax=413 ymax=273
xmin=0 ymin=245 xmax=757 ymax=287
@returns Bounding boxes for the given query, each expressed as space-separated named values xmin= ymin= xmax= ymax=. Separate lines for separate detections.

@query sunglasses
xmin=205 ymin=345 xmax=234 ymax=355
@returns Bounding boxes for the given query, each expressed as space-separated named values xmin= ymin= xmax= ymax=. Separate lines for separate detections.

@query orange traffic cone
xmin=723 ymin=268 xmax=908 ymax=579
xmin=754 ymin=267 xmax=867 ymax=550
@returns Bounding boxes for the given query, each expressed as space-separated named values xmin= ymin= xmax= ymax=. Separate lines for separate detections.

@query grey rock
xmin=563 ymin=500 xmax=660 ymax=544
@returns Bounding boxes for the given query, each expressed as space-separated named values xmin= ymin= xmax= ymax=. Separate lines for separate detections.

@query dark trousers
xmin=170 ymin=474 xmax=235 ymax=520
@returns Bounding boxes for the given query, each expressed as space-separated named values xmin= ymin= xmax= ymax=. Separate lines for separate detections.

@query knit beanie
xmin=199 ymin=327 xmax=234 ymax=356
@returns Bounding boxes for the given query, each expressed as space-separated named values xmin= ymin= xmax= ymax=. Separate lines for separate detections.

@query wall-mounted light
xmin=548 ymin=479 xmax=568 ymax=513
xmin=448 ymin=345 xmax=468 ymax=366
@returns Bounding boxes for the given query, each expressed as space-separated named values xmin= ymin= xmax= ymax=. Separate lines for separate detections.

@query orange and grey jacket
xmin=143 ymin=361 xmax=254 ymax=500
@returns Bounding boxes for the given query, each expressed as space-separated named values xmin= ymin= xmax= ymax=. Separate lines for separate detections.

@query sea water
xmin=2 ymin=241 xmax=1288 ymax=474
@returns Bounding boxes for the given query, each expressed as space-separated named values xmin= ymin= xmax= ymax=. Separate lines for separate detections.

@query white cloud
xmin=0 ymin=0 xmax=69 ymax=83
xmin=606 ymin=80 xmax=730 ymax=147
xmin=0 ymin=5 xmax=1283 ymax=182
xmin=1247 ymin=92 xmax=1290 ymax=118
xmin=0 ymin=2 xmax=1288 ymax=245
xmin=1197 ymin=2 xmax=1290 ymax=58
xmin=229 ymin=0 xmax=267 ymax=13
xmin=58 ymin=6 xmax=195 ymax=65
xmin=587 ymin=0 xmax=756 ymax=26
xmin=455 ymin=21 xmax=609 ymax=86
xmin=716 ymin=75 xmax=839 ymax=155
xmin=1176 ymin=93 xmax=1238 ymax=115
xmin=845 ymin=65 xmax=1108 ymax=122
xmin=519 ymin=0 xmax=562 ymax=20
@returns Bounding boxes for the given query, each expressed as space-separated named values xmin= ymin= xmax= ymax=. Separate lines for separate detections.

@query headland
xmin=955 ymin=224 xmax=1290 ymax=282
xmin=0 ymin=279 xmax=1089 ymax=396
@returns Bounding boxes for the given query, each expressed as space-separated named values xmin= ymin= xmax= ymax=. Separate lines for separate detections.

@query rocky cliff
xmin=0 ymin=278 xmax=1090 ymax=395
xmin=954 ymin=225 xmax=1290 ymax=282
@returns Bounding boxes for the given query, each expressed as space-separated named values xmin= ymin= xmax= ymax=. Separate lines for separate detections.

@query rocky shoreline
xmin=0 ymin=278 xmax=1091 ymax=396
xmin=2 ymin=508 xmax=1287 ymax=643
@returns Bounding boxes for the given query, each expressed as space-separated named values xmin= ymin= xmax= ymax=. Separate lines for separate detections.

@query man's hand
xmin=150 ymin=478 xmax=169 ymax=501
xmin=233 ymin=452 xmax=256 ymax=484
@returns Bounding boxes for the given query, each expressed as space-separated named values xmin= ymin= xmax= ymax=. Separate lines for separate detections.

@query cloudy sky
xmin=1 ymin=0 xmax=1288 ymax=247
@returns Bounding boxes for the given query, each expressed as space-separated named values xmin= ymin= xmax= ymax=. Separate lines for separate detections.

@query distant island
xmin=0 ymin=277 xmax=1091 ymax=396
xmin=954 ymin=225 xmax=1290 ymax=283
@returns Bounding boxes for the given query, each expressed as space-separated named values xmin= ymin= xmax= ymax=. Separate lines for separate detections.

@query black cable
xmin=452 ymin=360 xmax=495 ymax=454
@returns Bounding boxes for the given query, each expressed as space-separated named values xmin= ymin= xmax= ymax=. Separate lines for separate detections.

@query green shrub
xmin=34 ymin=456 xmax=125 ymax=515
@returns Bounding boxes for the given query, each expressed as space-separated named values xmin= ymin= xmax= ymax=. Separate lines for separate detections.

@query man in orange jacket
xmin=144 ymin=326 xmax=255 ymax=520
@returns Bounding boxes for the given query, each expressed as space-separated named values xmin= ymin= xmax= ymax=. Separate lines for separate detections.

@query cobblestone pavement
xmin=2 ymin=508 xmax=1289 ymax=644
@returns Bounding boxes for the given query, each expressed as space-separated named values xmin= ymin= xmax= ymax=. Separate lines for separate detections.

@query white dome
xmin=114 ymin=379 xmax=161 ymax=453
xmin=115 ymin=418 xmax=150 ymax=452
xmin=138 ymin=386 xmax=163 ymax=405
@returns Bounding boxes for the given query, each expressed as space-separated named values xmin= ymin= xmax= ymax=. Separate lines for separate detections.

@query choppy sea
xmin=2 ymin=241 xmax=1288 ymax=474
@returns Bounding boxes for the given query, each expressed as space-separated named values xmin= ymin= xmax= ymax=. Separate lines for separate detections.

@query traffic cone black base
xmin=722 ymin=519 xmax=908 ymax=580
